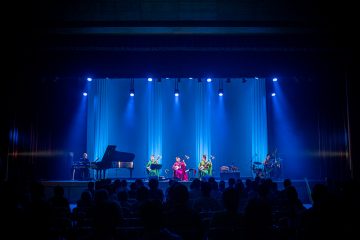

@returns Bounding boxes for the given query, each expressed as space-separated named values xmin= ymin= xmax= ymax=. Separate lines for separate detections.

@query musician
xmin=146 ymin=154 xmax=160 ymax=177
xmin=198 ymin=154 xmax=213 ymax=179
xmin=263 ymin=153 xmax=272 ymax=178
xmin=172 ymin=156 xmax=189 ymax=181
xmin=79 ymin=152 xmax=90 ymax=180
xmin=264 ymin=152 xmax=282 ymax=178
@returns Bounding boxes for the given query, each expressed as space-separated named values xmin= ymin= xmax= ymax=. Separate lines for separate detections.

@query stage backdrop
xmin=87 ymin=78 xmax=267 ymax=179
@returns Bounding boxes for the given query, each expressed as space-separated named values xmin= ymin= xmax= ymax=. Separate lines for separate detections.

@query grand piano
xmin=93 ymin=145 xmax=135 ymax=179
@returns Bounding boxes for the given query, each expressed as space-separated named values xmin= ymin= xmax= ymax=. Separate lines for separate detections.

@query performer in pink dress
xmin=172 ymin=156 xmax=189 ymax=181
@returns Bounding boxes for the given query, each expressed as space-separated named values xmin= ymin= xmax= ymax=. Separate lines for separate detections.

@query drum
xmin=252 ymin=162 xmax=264 ymax=177
xmin=254 ymin=168 xmax=264 ymax=178
xmin=220 ymin=166 xmax=230 ymax=173
xmin=252 ymin=162 xmax=263 ymax=170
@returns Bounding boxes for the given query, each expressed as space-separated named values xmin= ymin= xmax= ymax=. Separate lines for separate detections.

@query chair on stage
xmin=188 ymin=169 xmax=197 ymax=180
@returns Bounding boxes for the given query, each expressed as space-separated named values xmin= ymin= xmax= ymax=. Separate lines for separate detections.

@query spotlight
xmin=129 ymin=78 xmax=135 ymax=97
xmin=271 ymin=93 xmax=276 ymax=97
xmin=147 ymin=77 xmax=153 ymax=82
xmin=174 ymin=79 xmax=180 ymax=96
xmin=207 ymin=78 xmax=212 ymax=83
xmin=218 ymin=79 xmax=224 ymax=96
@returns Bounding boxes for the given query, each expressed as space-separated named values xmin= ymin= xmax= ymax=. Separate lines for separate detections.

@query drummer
xmin=263 ymin=153 xmax=272 ymax=177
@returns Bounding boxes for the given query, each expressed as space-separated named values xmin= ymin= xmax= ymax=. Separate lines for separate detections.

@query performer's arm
xmin=146 ymin=161 xmax=151 ymax=171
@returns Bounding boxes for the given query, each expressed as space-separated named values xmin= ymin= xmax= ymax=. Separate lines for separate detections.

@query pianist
xmin=77 ymin=152 xmax=90 ymax=180
xmin=146 ymin=154 xmax=161 ymax=177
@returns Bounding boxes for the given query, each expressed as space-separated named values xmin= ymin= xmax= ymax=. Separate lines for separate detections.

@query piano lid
xmin=112 ymin=151 xmax=135 ymax=162
xmin=97 ymin=145 xmax=135 ymax=169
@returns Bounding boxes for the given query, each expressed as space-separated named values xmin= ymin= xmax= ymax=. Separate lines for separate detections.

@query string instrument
xmin=206 ymin=155 xmax=215 ymax=167
xmin=174 ymin=155 xmax=189 ymax=170
xmin=182 ymin=155 xmax=189 ymax=169
xmin=147 ymin=155 xmax=162 ymax=172
xmin=155 ymin=155 xmax=162 ymax=163
xmin=199 ymin=155 xmax=214 ymax=171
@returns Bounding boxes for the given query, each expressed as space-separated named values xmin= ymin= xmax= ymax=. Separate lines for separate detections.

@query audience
xmin=1 ymin=176 xmax=357 ymax=240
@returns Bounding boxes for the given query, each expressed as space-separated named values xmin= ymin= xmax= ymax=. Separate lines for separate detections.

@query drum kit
xmin=252 ymin=161 xmax=264 ymax=178
xmin=252 ymin=158 xmax=282 ymax=178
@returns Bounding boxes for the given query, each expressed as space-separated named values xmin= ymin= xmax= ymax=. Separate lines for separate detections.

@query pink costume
xmin=172 ymin=161 xmax=188 ymax=181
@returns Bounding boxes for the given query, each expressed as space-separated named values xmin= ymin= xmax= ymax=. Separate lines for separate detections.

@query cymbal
xmin=253 ymin=162 xmax=262 ymax=165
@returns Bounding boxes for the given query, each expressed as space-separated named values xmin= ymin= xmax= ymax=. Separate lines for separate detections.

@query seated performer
xmin=198 ymin=154 xmax=213 ymax=179
xmin=146 ymin=154 xmax=161 ymax=177
xmin=75 ymin=152 xmax=90 ymax=180
xmin=172 ymin=156 xmax=189 ymax=181
xmin=263 ymin=153 xmax=272 ymax=178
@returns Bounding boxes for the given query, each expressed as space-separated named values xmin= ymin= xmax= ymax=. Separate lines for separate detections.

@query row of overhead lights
xmin=83 ymin=77 xmax=278 ymax=97
xmin=136 ymin=77 xmax=223 ymax=97
xmin=84 ymin=77 xmax=223 ymax=97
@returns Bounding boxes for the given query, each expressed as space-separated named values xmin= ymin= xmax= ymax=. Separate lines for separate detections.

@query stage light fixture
xmin=218 ymin=79 xmax=224 ymax=96
xmin=174 ymin=78 xmax=180 ymax=96
xmin=129 ymin=78 xmax=135 ymax=97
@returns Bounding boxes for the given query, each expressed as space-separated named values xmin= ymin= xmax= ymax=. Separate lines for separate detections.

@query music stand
xmin=150 ymin=164 xmax=162 ymax=170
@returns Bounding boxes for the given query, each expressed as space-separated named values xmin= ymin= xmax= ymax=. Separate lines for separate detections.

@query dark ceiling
xmin=5 ymin=0 xmax=356 ymax=81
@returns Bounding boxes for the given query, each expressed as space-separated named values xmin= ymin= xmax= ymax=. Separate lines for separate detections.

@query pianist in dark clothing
xmin=79 ymin=152 xmax=90 ymax=180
